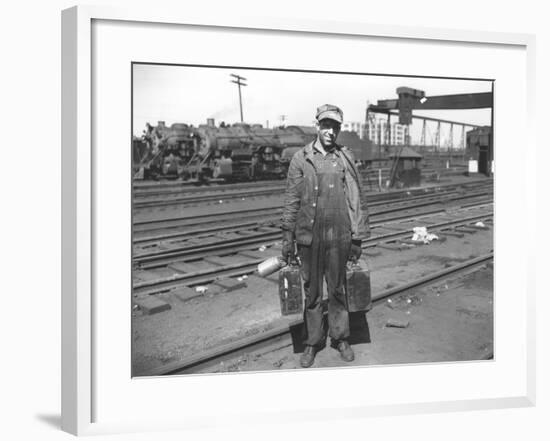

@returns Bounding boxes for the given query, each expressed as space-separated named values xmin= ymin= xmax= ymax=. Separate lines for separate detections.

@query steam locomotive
xmin=133 ymin=120 xmax=372 ymax=181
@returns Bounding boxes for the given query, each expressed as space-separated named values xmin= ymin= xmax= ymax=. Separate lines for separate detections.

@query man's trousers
xmin=298 ymin=233 xmax=351 ymax=346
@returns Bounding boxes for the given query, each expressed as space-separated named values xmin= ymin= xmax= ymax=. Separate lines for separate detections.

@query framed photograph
xmin=62 ymin=5 xmax=536 ymax=436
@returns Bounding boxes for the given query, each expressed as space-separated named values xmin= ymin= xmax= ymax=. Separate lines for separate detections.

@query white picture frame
xmin=62 ymin=5 xmax=536 ymax=436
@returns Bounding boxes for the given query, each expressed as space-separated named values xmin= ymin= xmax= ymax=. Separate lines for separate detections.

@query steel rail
xmin=133 ymin=176 xmax=491 ymax=210
xmin=134 ymin=205 xmax=279 ymax=226
xmin=133 ymin=179 xmax=282 ymax=196
xmin=133 ymin=201 xmax=493 ymax=272
xmin=132 ymin=209 xmax=493 ymax=294
xmin=134 ymin=221 xmax=261 ymax=244
xmin=132 ymin=184 xmax=493 ymax=234
xmin=133 ymin=189 xmax=489 ymax=244
xmin=133 ymin=195 xmax=493 ymax=264
xmin=132 ymin=166 xmax=471 ymax=198
xmin=134 ymin=187 xmax=285 ymax=208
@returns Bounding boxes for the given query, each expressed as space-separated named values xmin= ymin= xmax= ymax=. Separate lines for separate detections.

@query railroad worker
xmin=281 ymin=104 xmax=370 ymax=368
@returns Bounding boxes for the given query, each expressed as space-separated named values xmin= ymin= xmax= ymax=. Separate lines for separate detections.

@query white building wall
xmin=364 ymin=119 xmax=407 ymax=145
xmin=342 ymin=121 xmax=368 ymax=139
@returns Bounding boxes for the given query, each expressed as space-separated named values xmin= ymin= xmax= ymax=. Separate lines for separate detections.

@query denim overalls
xmin=298 ymin=149 xmax=352 ymax=345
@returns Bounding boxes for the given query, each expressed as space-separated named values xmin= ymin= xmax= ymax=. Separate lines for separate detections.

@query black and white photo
xmin=131 ymin=64 xmax=494 ymax=376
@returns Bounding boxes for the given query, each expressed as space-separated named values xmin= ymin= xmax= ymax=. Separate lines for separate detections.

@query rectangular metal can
xmin=278 ymin=264 xmax=303 ymax=315
xmin=345 ymin=259 xmax=372 ymax=312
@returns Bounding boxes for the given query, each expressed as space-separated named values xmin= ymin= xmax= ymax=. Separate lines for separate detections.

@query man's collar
xmin=312 ymin=138 xmax=325 ymax=155
xmin=313 ymin=137 xmax=338 ymax=156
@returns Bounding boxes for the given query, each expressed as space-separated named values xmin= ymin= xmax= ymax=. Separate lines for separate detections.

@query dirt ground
xmin=219 ymin=265 xmax=493 ymax=373
xmin=132 ymin=216 xmax=493 ymax=376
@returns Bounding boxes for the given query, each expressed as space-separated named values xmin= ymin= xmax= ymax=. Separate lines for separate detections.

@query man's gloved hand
xmin=281 ymin=230 xmax=296 ymax=263
xmin=349 ymin=239 xmax=362 ymax=263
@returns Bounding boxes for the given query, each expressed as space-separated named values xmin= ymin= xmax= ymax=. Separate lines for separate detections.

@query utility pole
xmin=230 ymin=73 xmax=247 ymax=123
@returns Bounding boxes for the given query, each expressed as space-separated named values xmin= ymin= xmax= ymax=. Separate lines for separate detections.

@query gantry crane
xmin=366 ymin=87 xmax=493 ymax=186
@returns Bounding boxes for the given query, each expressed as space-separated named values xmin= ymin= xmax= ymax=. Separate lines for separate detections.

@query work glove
xmin=349 ymin=239 xmax=362 ymax=263
xmin=281 ymin=230 xmax=296 ymax=263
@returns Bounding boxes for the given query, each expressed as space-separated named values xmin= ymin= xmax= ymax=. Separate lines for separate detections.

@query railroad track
xmin=133 ymin=182 xmax=286 ymax=207
xmin=133 ymin=204 xmax=493 ymax=296
xmin=133 ymin=180 xmax=493 ymax=235
xmin=133 ymin=190 xmax=493 ymax=264
xmin=138 ymin=253 xmax=492 ymax=376
xmin=133 ymin=186 xmax=492 ymax=254
xmin=133 ymin=168 xmax=477 ymax=208
xmin=132 ymin=165 xmax=468 ymax=194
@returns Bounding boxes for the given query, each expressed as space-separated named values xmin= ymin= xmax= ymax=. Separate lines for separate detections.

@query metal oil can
xmin=278 ymin=263 xmax=303 ymax=315
xmin=257 ymin=256 xmax=286 ymax=278
xmin=345 ymin=259 xmax=372 ymax=312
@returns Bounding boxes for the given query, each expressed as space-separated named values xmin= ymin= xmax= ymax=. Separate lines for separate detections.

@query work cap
xmin=315 ymin=104 xmax=343 ymax=124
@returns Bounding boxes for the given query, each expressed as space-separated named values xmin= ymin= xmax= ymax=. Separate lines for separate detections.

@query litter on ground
xmin=386 ymin=318 xmax=410 ymax=328
xmin=411 ymin=226 xmax=439 ymax=244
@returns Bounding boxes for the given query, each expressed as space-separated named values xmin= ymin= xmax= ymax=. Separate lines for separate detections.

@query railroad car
xmin=133 ymin=120 xmax=373 ymax=181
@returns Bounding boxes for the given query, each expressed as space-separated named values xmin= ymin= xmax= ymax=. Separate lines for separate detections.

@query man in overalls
xmin=281 ymin=104 xmax=369 ymax=368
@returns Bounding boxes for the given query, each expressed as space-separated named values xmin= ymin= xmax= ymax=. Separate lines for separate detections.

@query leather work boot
xmin=300 ymin=345 xmax=317 ymax=368
xmin=337 ymin=340 xmax=355 ymax=362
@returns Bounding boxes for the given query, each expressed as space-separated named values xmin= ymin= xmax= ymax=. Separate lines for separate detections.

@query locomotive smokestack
xmin=207 ymin=118 xmax=215 ymax=128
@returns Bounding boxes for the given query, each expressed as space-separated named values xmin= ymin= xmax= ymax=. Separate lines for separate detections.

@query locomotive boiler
xmin=189 ymin=122 xmax=298 ymax=181
xmin=133 ymin=120 xmax=372 ymax=181
xmin=134 ymin=121 xmax=197 ymax=180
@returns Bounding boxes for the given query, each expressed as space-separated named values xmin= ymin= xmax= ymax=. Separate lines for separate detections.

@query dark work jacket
xmin=281 ymin=141 xmax=370 ymax=245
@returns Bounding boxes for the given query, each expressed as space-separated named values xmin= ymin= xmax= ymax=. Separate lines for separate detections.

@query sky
xmin=132 ymin=64 xmax=492 ymax=146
